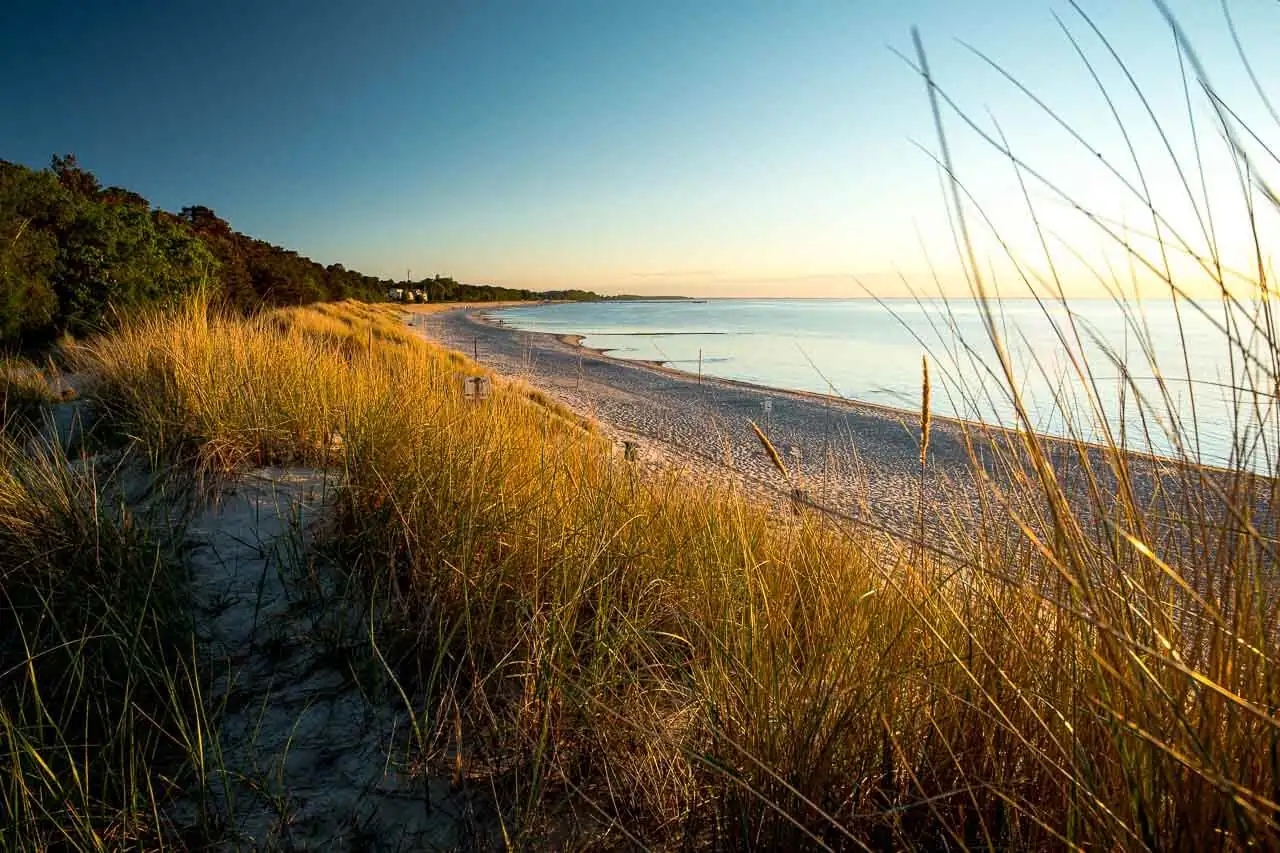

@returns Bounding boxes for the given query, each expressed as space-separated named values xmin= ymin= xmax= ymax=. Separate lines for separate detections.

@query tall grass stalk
xmin=918 ymin=354 xmax=932 ymax=552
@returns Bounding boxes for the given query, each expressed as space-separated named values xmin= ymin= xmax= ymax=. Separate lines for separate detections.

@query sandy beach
xmin=410 ymin=306 xmax=1276 ymax=561
xmin=410 ymin=307 xmax=1059 ymax=544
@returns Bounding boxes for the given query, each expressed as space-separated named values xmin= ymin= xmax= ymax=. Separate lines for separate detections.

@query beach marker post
xmin=698 ymin=349 xmax=702 ymax=384
xmin=762 ymin=398 xmax=773 ymax=434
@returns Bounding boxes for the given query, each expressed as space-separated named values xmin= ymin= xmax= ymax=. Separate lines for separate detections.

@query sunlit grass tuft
xmin=1 ymin=356 xmax=68 ymax=429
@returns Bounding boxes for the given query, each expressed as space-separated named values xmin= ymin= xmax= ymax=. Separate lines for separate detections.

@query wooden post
xmin=698 ymin=348 xmax=702 ymax=384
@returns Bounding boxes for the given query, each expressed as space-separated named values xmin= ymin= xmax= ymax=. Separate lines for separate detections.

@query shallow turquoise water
xmin=492 ymin=298 xmax=1278 ymax=471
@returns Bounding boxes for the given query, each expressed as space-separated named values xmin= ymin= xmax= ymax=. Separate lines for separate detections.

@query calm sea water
xmin=492 ymin=298 xmax=1278 ymax=471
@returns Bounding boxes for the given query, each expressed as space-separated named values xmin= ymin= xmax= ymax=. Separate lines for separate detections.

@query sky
xmin=2 ymin=0 xmax=1278 ymax=297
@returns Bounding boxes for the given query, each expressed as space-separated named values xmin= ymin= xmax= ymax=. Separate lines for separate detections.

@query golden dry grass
xmin=65 ymin=297 xmax=1280 ymax=849
xmin=1 ymin=356 xmax=67 ymax=427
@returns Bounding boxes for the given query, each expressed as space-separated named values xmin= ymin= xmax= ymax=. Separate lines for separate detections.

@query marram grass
xmin=64 ymin=297 xmax=1280 ymax=849
xmin=1 ymin=355 xmax=66 ymax=429
xmin=0 ymin=435 xmax=203 ymax=851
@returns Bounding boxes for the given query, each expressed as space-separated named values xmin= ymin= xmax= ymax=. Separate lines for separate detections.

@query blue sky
xmin=3 ymin=1 xmax=1277 ymax=296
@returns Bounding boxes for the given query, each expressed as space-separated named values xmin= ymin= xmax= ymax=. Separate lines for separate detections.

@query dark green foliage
xmin=178 ymin=204 xmax=391 ymax=310
xmin=54 ymin=192 xmax=214 ymax=333
xmin=50 ymin=152 xmax=101 ymax=197
xmin=0 ymin=154 xmax=610 ymax=346
xmin=0 ymin=156 xmax=215 ymax=344
xmin=0 ymin=156 xmax=398 ymax=346
xmin=0 ymin=166 xmax=64 ymax=342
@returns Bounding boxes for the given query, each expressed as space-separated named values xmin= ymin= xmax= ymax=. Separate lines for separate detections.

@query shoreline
xmin=473 ymin=306 xmax=1233 ymax=478
xmin=412 ymin=306 xmax=1267 ymax=547
xmin=482 ymin=309 xmax=939 ymax=423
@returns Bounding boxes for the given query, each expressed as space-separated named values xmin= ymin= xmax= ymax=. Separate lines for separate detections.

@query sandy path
xmin=170 ymin=468 xmax=486 ymax=849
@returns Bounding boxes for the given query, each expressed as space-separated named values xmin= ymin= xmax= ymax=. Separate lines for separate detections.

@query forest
xmin=0 ymin=155 xmax=604 ymax=348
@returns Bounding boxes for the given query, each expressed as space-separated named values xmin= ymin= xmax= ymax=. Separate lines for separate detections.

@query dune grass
xmin=61 ymin=293 xmax=1280 ymax=850
xmin=1 ymin=356 xmax=67 ymax=429
xmin=8 ymin=6 xmax=1280 ymax=847
xmin=0 ymin=435 xmax=205 ymax=850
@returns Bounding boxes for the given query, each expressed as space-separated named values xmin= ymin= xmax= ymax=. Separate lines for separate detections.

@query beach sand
xmin=408 ymin=306 xmax=1280 ymax=582
xmin=412 ymin=307 xmax=1280 ymax=563
xmin=410 ymin=307 xmax=1059 ymax=544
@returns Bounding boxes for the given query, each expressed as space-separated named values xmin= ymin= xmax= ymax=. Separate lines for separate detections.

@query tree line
xmin=407 ymin=275 xmax=603 ymax=304
xmin=0 ymin=155 xmax=606 ymax=348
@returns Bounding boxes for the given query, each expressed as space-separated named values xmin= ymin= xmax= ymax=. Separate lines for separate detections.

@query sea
xmin=491 ymin=298 xmax=1279 ymax=472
